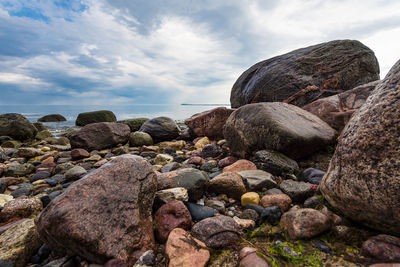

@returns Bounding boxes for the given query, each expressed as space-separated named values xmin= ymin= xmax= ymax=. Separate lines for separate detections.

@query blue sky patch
xmin=9 ymin=7 xmax=50 ymax=23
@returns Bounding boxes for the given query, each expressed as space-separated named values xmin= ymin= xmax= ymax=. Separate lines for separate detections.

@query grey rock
xmin=252 ymin=150 xmax=299 ymax=176
xmin=65 ymin=166 xmax=87 ymax=181
xmin=280 ymin=180 xmax=313 ymax=203
xmin=238 ymin=170 xmax=277 ymax=191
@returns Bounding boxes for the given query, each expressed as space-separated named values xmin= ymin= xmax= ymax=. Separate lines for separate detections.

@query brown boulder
xmin=154 ymin=200 xmax=192 ymax=243
xmin=70 ymin=122 xmax=130 ymax=151
xmin=184 ymin=107 xmax=235 ymax=138
xmin=320 ymin=59 xmax=400 ymax=235
xmin=35 ymin=155 xmax=157 ymax=265
xmin=223 ymin=159 xmax=256 ymax=173
xmin=361 ymin=235 xmax=400 ymax=263
xmin=208 ymin=172 xmax=246 ymax=200
xmin=70 ymin=148 xmax=90 ymax=160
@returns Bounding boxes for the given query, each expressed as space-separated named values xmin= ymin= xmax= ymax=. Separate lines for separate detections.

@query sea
xmin=0 ymin=104 xmax=230 ymax=136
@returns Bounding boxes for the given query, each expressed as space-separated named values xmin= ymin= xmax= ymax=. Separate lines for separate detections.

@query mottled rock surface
xmin=0 ymin=113 xmax=38 ymax=141
xmin=208 ymin=172 xmax=246 ymax=200
xmin=361 ymin=235 xmax=400 ymax=262
xmin=320 ymin=59 xmax=400 ymax=235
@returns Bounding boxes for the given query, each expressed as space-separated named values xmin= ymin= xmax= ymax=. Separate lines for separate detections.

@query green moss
xmin=265 ymin=241 xmax=323 ymax=266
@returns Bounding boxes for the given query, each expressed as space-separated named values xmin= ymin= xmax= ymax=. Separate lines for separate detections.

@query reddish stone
xmin=239 ymin=247 xmax=270 ymax=267
xmin=208 ymin=172 xmax=246 ymax=200
xmin=41 ymin=156 xmax=54 ymax=164
xmin=187 ymin=156 xmax=206 ymax=165
xmin=154 ymin=200 xmax=192 ymax=243
xmin=361 ymin=235 xmax=400 ymax=262
xmin=35 ymin=155 xmax=157 ymax=266
xmin=0 ymin=197 xmax=42 ymax=223
xmin=218 ymin=156 xmax=237 ymax=168
xmin=35 ymin=162 xmax=57 ymax=173
xmin=71 ymin=148 xmax=90 ymax=160
xmin=185 ymin=107 xmax=235 ymax=139
xmin=261 ymin=194 xmax=292 ymax=211
xmin=223 ymin=159 xmax=257 ymax=173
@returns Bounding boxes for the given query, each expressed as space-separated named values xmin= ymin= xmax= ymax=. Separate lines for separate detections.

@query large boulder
xmin=75 ymin=110 xmax=116 ymax=126
xmin=0 ymin=113 xmax=38 ymax=141
xmin=118 ymin=118 xmax=148 ymax=132
xmin=70 ymin=122 xmax=130 ymax=151
xmin=223 ymin=102 xmax=336 ymax=159
xmin=302 ymin=80 xmax=380 ymax=132
xmin=184 ymin=107 xmax=235 ymax=138
xmin=139 ymin=117 xmax=181 ymax=143
xmin=230 ymin=40 xmax=379 ymax=108
xmin=38 ymin=114 xmax=67 ymax=122
xmin=320 ymin=59 xmax=400 ymax=235
xmin=35 ymin=155 xmax=157 ymax=265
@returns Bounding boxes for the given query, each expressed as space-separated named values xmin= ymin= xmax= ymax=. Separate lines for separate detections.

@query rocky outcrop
xmin=70 ymin=122 xmax=130 ymax=151
xmin=184 ymin=107 xmax=235 ymax=138
xmin=38 ymin=114 xmax=67 ymax=122
xmin=230 ymin=40 xmax=379 ymax=108
xmin=320 ymin=59 xmax=400 ymax=235
xmin=75 ymin=110 xmax=116 ymax=126
xmin=139 ymin=117 xmax=181 ymax=143
xmin=0 ymin=113 xmax=38 ymax=141
xmin=35 ymin=155 xmax=157 ymax=265
xmin=302 ymin=80 xmax=380 ymax=132
xmin=223 ymin=102 xmax=336 ymax=159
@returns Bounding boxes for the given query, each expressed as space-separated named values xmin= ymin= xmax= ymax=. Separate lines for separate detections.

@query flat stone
xmin=184 ymin=202 xmax=216 ymax=221
xmin=155 ymin=187 xmax=189 ymax=204
xmin=223 ymin=159 xmax=256 ymax=173
xmin=238 ymin=170 xmax=277 ymax=191
xmin=280 ymin=180 xmax=313 ymax=203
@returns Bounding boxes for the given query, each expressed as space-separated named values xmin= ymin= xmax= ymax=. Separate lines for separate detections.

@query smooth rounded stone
xmin=166 ymin=228 xmax=210 ymax=267
xmin=192 ymin=215 xmax=242 ymax=249
xmin=5 ymin=161 xmax=35 ymax=177
xmin=194 ymin=136 xmax=210 ymax=150
xmin=303 ymin=196 xmax=321 ymax=209
xmin=279 ymin=180 xmax=313 ymax=203
xmin=93 ymin=159 xmax=108 ymax=168
xmin=30 ymin=171 xmax=51 ymax=183
xmin=11 ymin=183 xmax=34 ymax=198
xmin=233 ymin=216 xmax=255 ymax=230
xmin=239 ymin=247 xmax=270 ymax=267
xmin=0 ymin=113 xmax=38 ymax=141
xmin=133 ymin=250 xmax=155 ymax=267
xmin=209 ymin=171 xmax=221 ymax=179
xmin=75 ymin=110 xmax=116 ymax=126
xmin=154 ymin=154 xmax=174 ymax=166
xmin=35 ymin=155 xmax=157 ymax=266
xmin=280 ymin=208 xmax=331 ymax=239
xmin=241 ymin=192 xmax=260 ymax=206
xmin=261 ymin=194 xmax=292 ymax=212
xmin=154 ymin=200 xmax=192 ymax=243
xmin=299 ymin=168 xmax=325 ymax=185
xmin=252 ymin=150 xmax=299 ymax=176
xmin=265 ymin=188 xmax=284 ymax=195
xmin=230 ymin=40 xmax=379 ymax=108
xmin=36 ymin=130 xmax=53 ymax=140
xmin=240 ymin=209 xmax=259 ymax=222
xmin=184 ymin=202 xmax=216 ymax=221
xmin=160 ymin=162 xmax=181 ymax=173
xmin=129 ymin=131 xmax=153 ymax=147
xmin=260 ymin=206 xmax=283 ymax=225
xmin=83 ymin=154 xmax=102 ymax=162
xmin=38 ymin=114 xmax=67 ymax=122
xmin=0 ymin=181 xmax=6 ymax=194
xmin=55 ymin=162 xmax=74 ymax=174
xmin=218 ymin=156 xmax=236 ymax=168
xmin=155 ymin=187 xmax=189 ymax=204
xmin=200 ymin=161 xmax=218 ymax=172
xmin=0 ymin=197 xmax=42 ymax=222
xmin=157 ymin=168 xmax=209 ymax=201
xmin=139 ymin=117 xmax=181 ymax=143
xmin=320 ymin=60 xmax=400 ymax=235
xmin=238 ymin=170 xmax=277 ymax=191
xmin=187 ymin=156 xmax=206 ymax=166
xmin=303 ymin=80 xmax=380 ymax=132
xmin=184 ymin=107 xmax=235 ymax=138
xmin=0 ymin=219 xmax=42 ymax=267
xmin=14 ymin=147 xmax=42 ymax=158
xmin=65 ymin=166 xmax=87 ymax=181
xmin=0 ymin=194 xmax=13 ymax=208
xmin=40 ymin=195 xmax=51 ymax=208
xmin=51 ymin=174 xmax=66 ymax=184
xmin=70 ymin=148 xmax=90 ymax=160
xmin=223 ymin=159 xmax=257 ymax=173
xmin=244 ymin=203 xmax=264 ymax=215
xmin=208 ymin=172 xmax=246 ymax=200
xmin=117 ymin=118 xmax=148 ymax=132
xmin=224 ymin=102 xmax=336 ymax=159
xmin=200 ymin=144 xmax=223 ymax=159
xmin=70 ymin=122 xmax=130 ymax=151
xmin=48 ymin=190 xmax=61 ymax=200
xmin=204 ymin=199 xmax=225 ymax=213
xmin=361 ymin=235 xmax=400 ymax=262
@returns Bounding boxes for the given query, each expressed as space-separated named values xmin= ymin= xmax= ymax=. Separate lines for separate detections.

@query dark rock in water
xmin=70 ymin=122 xmax=130 ymax=151
xmin=361 ymin=234 xmax=400 ymax=262
xmin=184 ymin=107 xmax=235 ymax=138
xmin=118 ymin=118 xmax=148 ymax=132
xmin=0 ymin=113 xmax=38 ymax=141
xmin=35 ymin=155 xmax=157 ymax=266
xmin=192 ymin=215 xmax=242 ymax=249
xmin=320 ymin=59 xmax=400 ymax=235
xmin=184 ymin=202 xmax=216 ymax=221
xmin=11 ymin=183 xmax=33 ymax=198
xmin=38 ymin=114 xmax=67 ymax=122
xmin=230 ymin=40 xmax=379 ymax=108
xmin=75 ymin=110 xmax=116 ymax=126
xmin=223 ymin=102 xmax=336 ymax=159
xmin=280 ymin=180 xmax=313 ymax=203
xmin=302 ymin=80 xmax=380 ymax=132
xmin=252 ymin=150 xmax=299 ymax=176
xmin=139 ymin=117 xmax=181 ymax=143
xmin=30 ymin=171 xmax=51 ymax=183
xmin=260 ymin=206 xmax=282 ymax=225
xmin=200 ymin=144 xmax=223 ymax=159
xmin=299 ymin=168 xmax=325 ymax=185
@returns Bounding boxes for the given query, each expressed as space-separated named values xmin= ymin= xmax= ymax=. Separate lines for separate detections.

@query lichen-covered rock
xmin=75 ymin=110 xmax=116 ymax=126
xmin=230 ymin=40 xmax=379 ymax=108
xmin=0 ymin=113 xmax=38 ymax=141
xmin=35 ymin=155 xmax=157 ymax=265
xmin=320 ymin=59 xmax=400 ymax=235
xmin=223 ymin=102 xmax=336 ymax=159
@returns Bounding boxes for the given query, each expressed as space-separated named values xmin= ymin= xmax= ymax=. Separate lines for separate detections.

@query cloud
xmin=0 ymin=0 xmax=399 ymax=106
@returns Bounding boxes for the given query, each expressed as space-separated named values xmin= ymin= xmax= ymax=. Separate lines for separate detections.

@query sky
xmin=0 ymin=0 xmax=399 ymax=106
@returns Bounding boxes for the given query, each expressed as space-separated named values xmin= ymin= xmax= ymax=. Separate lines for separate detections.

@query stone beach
xmin=0 ymin=40 xmax=399 ymax=267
